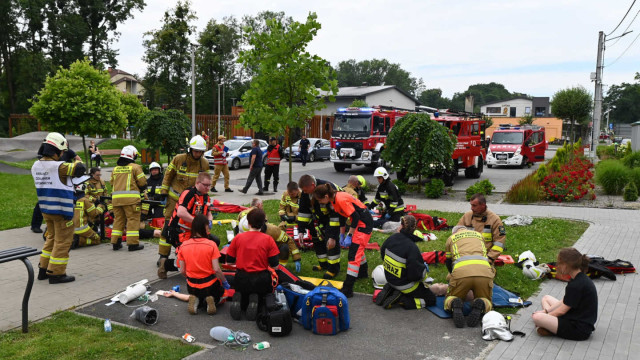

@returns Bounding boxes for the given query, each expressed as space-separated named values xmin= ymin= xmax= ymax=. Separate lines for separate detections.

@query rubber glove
xmin=369 ymin=209 xmax=376 ymax=215
xmin=222 ymin=280 xmax=231 ymax=290
xmin=208 ymin=220 xmax=213 ymax=229
xmin=424 ymin=262 xmax=430 ymax=273
xmin=295 ymin=260 xmax=301 ymax=273
xmin=339 ymin=233 xmax=345 ymax=246
xmin=384 ymin=213 xmax=391 ymax=220
xmin=343 ymin=234 xmax=352 ymax=247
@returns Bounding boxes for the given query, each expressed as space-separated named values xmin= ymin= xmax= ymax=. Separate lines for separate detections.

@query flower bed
xmin=540 ymin=153 xmax=595 ymax=202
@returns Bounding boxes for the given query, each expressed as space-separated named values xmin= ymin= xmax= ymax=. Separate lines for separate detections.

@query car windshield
xmin=224 ymin=140 xmax=245 ymax=151
xmin=333 ymin=115 xmax=371 ymax=133
xmin=491 ymin=132 xmax=523 ymax=144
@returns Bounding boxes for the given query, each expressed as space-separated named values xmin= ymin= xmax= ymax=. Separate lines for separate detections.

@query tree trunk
xmin=82 ymin=135 xmax=89 ymax=167
xmin=0 ymin=43 xmax=16 ymax=113
xmin=288 ymin=129 xmax=293 ymax=182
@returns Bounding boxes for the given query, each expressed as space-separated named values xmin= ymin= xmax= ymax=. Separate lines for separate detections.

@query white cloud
xmin=115 ymin=0 xmax=640 ymax=99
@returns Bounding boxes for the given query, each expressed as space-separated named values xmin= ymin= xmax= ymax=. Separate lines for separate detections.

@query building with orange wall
xmin=485 ymin=117 xmax=563 ymax=141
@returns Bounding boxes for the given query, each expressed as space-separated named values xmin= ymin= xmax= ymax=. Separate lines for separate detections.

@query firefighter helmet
xmin=357 ymin=175 xmax=366 ymax=187
xmin=373 ymin=167 xmax=389 ymax=180
xmin=481 ymin=311 xmax=514 ymax=341
xmin=522 ymin=261 xmax=544 ymax=280
xmin=120 ymin=145 xmax=139 ymax=160
xmin=75 ymin=183 xmax=86 ymax=193
xmin=372 ymin=265 xmax=386 ymax=289
xmin=43 ymin=132 xmax=68 ymax=151
xmin=149 ymin=162 xmax=161 ymax=171
xmin=518 ymin=250 xmax=537 ymax=264
xmin=189 ymin=135 xmax=207 ymax=151
xmin=238 ymin=215 xmax=250 ymax=233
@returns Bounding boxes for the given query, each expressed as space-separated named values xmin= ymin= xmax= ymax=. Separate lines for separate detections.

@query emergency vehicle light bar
xmin=233 ymin=136 xmax=252 ymax=140
xmin=337 ymin=107 xmax=375 ymax=113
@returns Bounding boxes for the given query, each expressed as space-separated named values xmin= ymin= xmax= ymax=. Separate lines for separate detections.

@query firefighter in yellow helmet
xmin=158 ymin=135 xmax=210 ymax=263
xmin=32 ymin=132 xmax=86 ymax=284
xmin=110 ymin=145 xmax=147 ymax=251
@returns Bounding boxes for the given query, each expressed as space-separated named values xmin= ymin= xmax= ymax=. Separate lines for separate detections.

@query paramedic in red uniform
xmin=158 ymin=173 xmax=215 ymax=279
xmin=177 ymin=214 xmax=231 ymax=315
xmin=226 ymin=208 xmax=280 ymax=321
xmin=313 ymin=184 xmax=373 ymax=298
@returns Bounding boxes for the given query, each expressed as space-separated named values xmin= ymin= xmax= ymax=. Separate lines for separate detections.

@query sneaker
xmin=239 ymin=189 xmax=247 ymax=194
xmin=157 ymin=258 xmax=167 ymax=279
xmin=381 ymin=288 xmax=402 ymax=309
xmin=205 ymin=296 xmax=217 ymax=315
xmin=225 ymin=188 xmax=233 ymax=193
xmin=246 ymin=293 xmax=259 ymax=321
xmin=375 ymin=284 xmax=395 ymax=306
xmin=230 ymin=293 xmax=242 ymax=320
xmin=188 ymin=295 xmax=199 ymax=315
xmin=467 ymin=298 xmax=485 ymax=327
xmin=536 ymin=327 xmax=553 ymax=337
xmin=451 ymin=298 xmax=465 ymax=328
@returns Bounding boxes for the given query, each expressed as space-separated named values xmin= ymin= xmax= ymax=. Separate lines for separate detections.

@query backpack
xmin=278 ymin=284 xmax=310 ymax=321
xmin=422 ymin=251 xmax=447 ymax=264
xmin=301 ymin=286 xmax=349 ymax=335
xmin=256 ymin=290 xmax=293 ymax=337
xmin=408 ymin=212 xmax=449 ymax=231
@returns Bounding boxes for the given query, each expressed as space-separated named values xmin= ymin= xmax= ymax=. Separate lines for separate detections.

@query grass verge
xmin=0 ymin=311 xmax=201 ymax=360
xmin=0 ymin=173 xmax=37 ymax=230
xmin=0 ymin=159 xmax=37 ymax=170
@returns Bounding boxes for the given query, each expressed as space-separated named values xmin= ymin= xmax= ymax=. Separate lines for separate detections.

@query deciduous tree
xmin=137 ymin=109 xmax=191 ymax=163
xmin=335 ymin=58 xmax=424 ymax=96
xmin=550 ymin=86 xmax=592 ymax=145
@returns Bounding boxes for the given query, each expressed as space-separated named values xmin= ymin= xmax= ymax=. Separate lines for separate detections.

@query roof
xmin=479 ymin=96 xmax=532 ymax=107
xmin=318 ymin=85 xmax=420 ymax=105
xmin=108 ymin=68 xmax=135 ymax=79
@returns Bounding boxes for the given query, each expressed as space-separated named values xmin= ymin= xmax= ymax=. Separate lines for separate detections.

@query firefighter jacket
xmin=211 ymin=143 xmax=229 ymax=166
xmin=146 ymin=173 xmax=164 ymax=201
xmin=265 ymin=144 xmax=284 ymax=165
xmin=110 ymin=163 xmax=147 ymax=206
xmin=344 ymin=183 xmax=367 ymax=203
xmin=32 ymin=157 xmax=85 ymax=220
xmin=380 ymin=230 xmax=428 ymax=293
xmin=263 ymin=223 xmax=301 ymax=261
xmin=297 ymin=179 xmax=342 ymax=240
xmin=369 ymin=178 xmax=405 ymax=215
xmin=456 ymin=209 xmax=506 ymax=261
xmin=87 ymin=178 xmax=108 ymax=201
xmin=445 ymin=229 xmax=495 ymax=279
xmin=278 ymin=190 xmax=300 ymax=219
xmin=73 ymin=194 xmax=104 ymax=234
xmin=332 ymin=191 xmax=372 ymax=231
xmin=161 ymin=153 xmax=209 ymax=201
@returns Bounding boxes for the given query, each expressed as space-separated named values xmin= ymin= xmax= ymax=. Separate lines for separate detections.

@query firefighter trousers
xmin=310 ymin=227 xmax=341 ymax=276
xmin=40 ymin=214 xmax=74 ymax=276
xmin=111 ymin=203 xmax=141 ymax=246
xmin=212 ymin=164 xmax=230 ymax=189
xmin=158 ymin=197 xmax=178 ymax=256
xmin=75 ymin=225 xmax=100 ymax=247
xmin=346 ymin=223 xmax=372 ymax=278
xmin=399 ymin=284 xmax=437 ymax=310
xmin=444 ymin=275 xmax=493 ymax=312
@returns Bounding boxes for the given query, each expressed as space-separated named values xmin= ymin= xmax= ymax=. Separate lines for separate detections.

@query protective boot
xmin=230 ymin=293 xmax=242 ymax=321
xmin=451 ymin=298 xmax=465 ymax=328
xmin=467 ymin=298 xmax=486 ymax=327
xmin=157 ymin=254 xmax=168 ymax=267
xmin=113 ymin=238 xmax=122 ymax=251
xmin=357 ymin=262 xmax=369 ymax=279
xmin=340 ymin=275 xmax=356 ymax=298
xmin=188 ymin=295 xmax=199 ymax=315
xmin=128 ymin=244 xmax=145 ymax=251
xmin=37 ymin=267 xmax=48 ymax=280
xmin=246 ymin=293 xmax=259 ymax=321
xmin=263 ymin=181 xmax=270 ymax=192
xmin=49 ymin=274 xmax=75 ymax=284
xmin=205 ymin=296 xmax=217 ymax=315
xmin=273 ymin=181 xmax=278 ymax=193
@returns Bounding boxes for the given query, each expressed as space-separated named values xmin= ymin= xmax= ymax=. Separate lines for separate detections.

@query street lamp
xmin=218 ymin=82 xmax=224 ymax=137
xmin=190 ymin=43 xmax=198 ymax=137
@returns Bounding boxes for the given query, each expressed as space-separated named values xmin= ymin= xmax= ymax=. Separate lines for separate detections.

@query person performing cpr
xmin=313 ymin=184 xmax=373 ymax=298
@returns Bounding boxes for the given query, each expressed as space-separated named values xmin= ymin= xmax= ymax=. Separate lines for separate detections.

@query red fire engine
xmin=330 ymin=106 xmax=487 ymax=185
xmin=486 ymin=124 xmax=546 ymax=168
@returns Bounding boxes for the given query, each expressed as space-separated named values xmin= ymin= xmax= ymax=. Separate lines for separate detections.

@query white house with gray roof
xmin=316 ymin=85 xmax=419 ymax=116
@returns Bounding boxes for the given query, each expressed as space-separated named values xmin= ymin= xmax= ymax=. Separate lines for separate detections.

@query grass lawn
xmin=0 ymin=173 xmax=37 ymax=230
xmin=0 ymin=311 xmax=201 ymax=360
xmin=0 ymin=159 xmax=37 ymax=170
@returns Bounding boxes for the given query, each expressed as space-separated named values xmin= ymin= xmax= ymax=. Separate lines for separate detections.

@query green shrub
xmin=622 ymin=151 xmax=640 ymax=169
xmin=623 ymin=181 xmax=638 ymax=201
xmin=596 ymin=160 xmax=629 ymax=195
xmin=629 ymin=167 xmax=640 ymax=191
xmin=392 ymin=179 xmax=407 ymax=195
xmin=424 ymin=178 xmax=445 ymax=199
xmin=465 ymin=179 xmax=495 ymax=200
xmin=505 ymin=173 xmax=542 ymax=203
xmin=535 ymin=164 xmax=548 ymax=183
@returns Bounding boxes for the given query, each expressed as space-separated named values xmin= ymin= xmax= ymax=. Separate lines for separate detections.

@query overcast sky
xmin=115 ymin=0 xmax=640 ymax=100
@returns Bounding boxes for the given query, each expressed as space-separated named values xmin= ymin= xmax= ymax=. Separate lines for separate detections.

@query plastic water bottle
xmin=253 ymin=341 xmax=270 ymax=350
xmin=104 ymin=318 xmax=112 ymax=332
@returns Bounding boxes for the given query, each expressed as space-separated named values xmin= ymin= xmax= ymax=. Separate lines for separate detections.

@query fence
xmin=8 ymin=114 xmax=40 ymax=138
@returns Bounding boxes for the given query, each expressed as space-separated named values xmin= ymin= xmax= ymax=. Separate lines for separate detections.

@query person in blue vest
xmin=31 ymin=132 xmax=86 ymax=284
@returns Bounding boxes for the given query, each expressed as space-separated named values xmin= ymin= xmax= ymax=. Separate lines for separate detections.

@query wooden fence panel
xmin=8 ymin=114 xmax=40 ymax=138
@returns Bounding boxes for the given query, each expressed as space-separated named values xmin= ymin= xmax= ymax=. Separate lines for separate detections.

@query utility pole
xmin=590 ymin=31 xmax=604 ymax=159
xmin=191 ymin=45 xmax=196 ymax=137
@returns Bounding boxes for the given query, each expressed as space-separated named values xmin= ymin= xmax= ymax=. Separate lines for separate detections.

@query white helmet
xmin=120 ymin=145 xmax=139 ymax=160
xmin=518 ymin=250 xmax=537 ymax=264
xmin=75 ymin=183 xmax=86 ymax=193
xmin=482 ymin=311 xmax=514 ymax=341
xmin=44 ymin=132 xmax=68 ymax=151
xmin=189 ymin=135 xmax=207 ymax=151
xmin=372 ymin=265 xmax=386 ymax=289
xmin=522 ymin=261 xmax=544 ymax=280
xmin=238 ymin=215 xmax=250 ymax=233
xmin=149 ymin=162 xmax=161 ymax=171
xmin=374 ymin=167 xmax=389 ymax=180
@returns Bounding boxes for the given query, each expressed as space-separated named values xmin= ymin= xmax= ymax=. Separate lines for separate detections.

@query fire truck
xmin=330 ymin=106 xmax=487 ymax=186
xmin=486 ymin=124 xmax=546 ymax=168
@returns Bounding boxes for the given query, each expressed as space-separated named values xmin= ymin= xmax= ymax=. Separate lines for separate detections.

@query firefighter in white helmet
xmin=145 ymin=161 xmax=164 ymax=219
xmin=368 ymin=167 xmax=405 ymax=228
xmin=158 ymin=135 xmax=210 ymax=264
xmin=110 ymin=145 xmax=147 ymax=251
xmin=32 ymin=132 xmax=86 ymax=284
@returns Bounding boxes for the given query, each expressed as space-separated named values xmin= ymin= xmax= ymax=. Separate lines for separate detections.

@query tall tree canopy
xmin=604 ymin=72 xmax=640 ymax=125
xmin=334 ymin=59 xmax=424 ymax=96
xmin=550 ymin=86 xmax=592 ymax=144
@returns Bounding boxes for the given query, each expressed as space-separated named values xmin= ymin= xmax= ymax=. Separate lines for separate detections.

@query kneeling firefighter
xmin=313 ymin=184 xmax=373 ymax=298
xmin=72 ymin=183 xmax=105 ymax=248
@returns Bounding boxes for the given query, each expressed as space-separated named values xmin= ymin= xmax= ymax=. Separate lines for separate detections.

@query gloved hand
xmin=222 ymin=280 xmax=231 ymax=290
xmin=424 ymin=261 xmax=430 ymax=273
xmin=369 ymin=209 xmax=376 ymax=215
xmin=287 ymin=215 xmax=296 ymax=223
xmin=209 ymin=220 xmax=213 ymax=229
xmin=384 ymin=213 xmax=391 ymax=220
xmin=342 ymin=234 xmax=352 ymax=247
xmin=295 ymin=260 xmax=301 ymax=273
xmin=339 ymin=233 xmax=345 ymax=245
xmin=280 ymin=214 xmax=287 ymax=222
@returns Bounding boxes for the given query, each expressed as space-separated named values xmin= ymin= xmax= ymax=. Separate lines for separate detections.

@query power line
xmin=607 ymin=0 xmax=637 ymax=36
xmin=606 ymin=30 xmax=640 ymax=66
xmin=608 ymin=9 xmax=640 ymax=47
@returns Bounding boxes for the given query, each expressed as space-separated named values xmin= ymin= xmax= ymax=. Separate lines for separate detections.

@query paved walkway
xmin=1 ymin=188 xmax=638 ymax=359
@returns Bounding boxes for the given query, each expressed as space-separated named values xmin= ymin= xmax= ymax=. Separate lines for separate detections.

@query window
xmin=525 ymin=107 xmax=531 ymax=114
xmin=383 ymin=117 xmax=391 ymax=134
xmin=486 ymin=107 xmax=501 ymax=114
xmin=535 ymin=107 xmax=546 ymax=116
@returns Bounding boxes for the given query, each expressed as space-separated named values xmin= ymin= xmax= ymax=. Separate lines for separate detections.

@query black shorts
xmin=557 ymin=317 xmax=592 ymax=341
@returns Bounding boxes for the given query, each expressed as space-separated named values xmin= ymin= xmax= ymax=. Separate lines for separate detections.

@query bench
xmin=89 ymin=149 xmax=120 ymax=168
xmin=0 ymin=246 xmax=42 ymax=333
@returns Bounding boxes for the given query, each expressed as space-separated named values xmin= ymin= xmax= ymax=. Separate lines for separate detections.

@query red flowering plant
xmin=540 ymin=148 xmax=595 ymax=202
